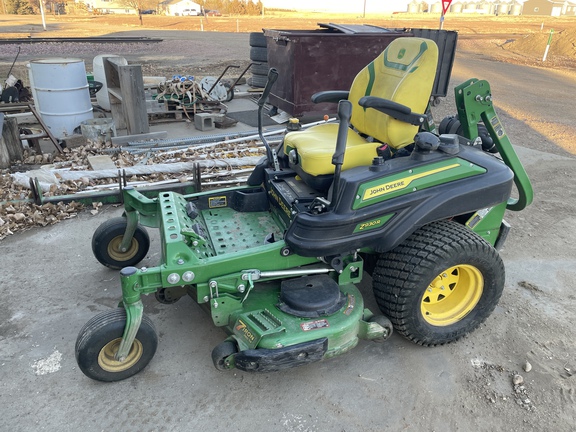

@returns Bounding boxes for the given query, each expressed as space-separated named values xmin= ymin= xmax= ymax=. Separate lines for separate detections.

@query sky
xmin=263 ymin=0 xmax=412 ymax=14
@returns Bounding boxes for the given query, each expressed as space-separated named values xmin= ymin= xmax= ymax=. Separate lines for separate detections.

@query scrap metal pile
xmin=0 ymin=129 xmax=280 ymax=241
xmin=154 ymin=75 xmax=233 ymax=117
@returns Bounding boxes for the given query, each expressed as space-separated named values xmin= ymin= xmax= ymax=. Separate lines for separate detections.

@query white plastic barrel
xmin=93 ymin=54 xmax=128 ymax=111
xmin=28 ymin=58 xmax=93 ymax=139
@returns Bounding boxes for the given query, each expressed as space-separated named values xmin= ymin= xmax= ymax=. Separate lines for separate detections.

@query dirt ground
xmin=2 ymin=13 xmax=576 ymax=79
xmin=1 ymin=12 xmax=575 ymax=432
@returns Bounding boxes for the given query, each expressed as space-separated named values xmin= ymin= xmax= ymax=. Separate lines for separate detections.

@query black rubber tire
xmin=368 ymin=315 xmax=393 ymax=343
xmin=247 ymin=74 xmax=268 ymax=89
xmin=222 ymin=82 xmax=234 ymax=102
xmin=155 ymin=288 xmax=180 ymax=304
xmin=75 ymin=308 xmax=158 ymax=382
xmin=249 ymin=32 xmax=267 ymax=48
xmin=268 ymin=106 xmax=278 ymax=117
xmin=249 ymin=46 xmax=268 ymax=62
xmin=211 ymin=341 xmax=238 ymax=371
xmin=372 ymin=220 xmax=504 ymax=346
xmin=250 ymin=62 xmax=270 ymax=76
xmin=439 ymin=116 xmax=498 ymax=154
xmin=438 ymin=115 xmax=457 ymax=135
xmin=92 ymin=217 xmax=150 ymax=270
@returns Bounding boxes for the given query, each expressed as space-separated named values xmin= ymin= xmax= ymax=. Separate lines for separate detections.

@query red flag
xmin=442 ymin=0 xmax=452 ymax=15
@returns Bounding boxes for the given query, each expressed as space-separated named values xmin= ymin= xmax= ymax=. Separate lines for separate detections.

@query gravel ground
xmin=1 ymin=37 xmax=252 ymax=83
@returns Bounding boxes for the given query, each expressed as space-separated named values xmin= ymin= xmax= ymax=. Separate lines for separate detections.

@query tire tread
xmin=373 ymin=220 xmax=504 ymax=346
xmin=75 ymin=308 xmax=158 ymax=382
xmin=92 ymin=217 xmax=150 ymax=269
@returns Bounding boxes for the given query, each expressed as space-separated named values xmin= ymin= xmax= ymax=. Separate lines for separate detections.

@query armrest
xmin=311 ymin=90 xmax=350 ymax=104
xmin=359 ymin=96 xmax=427 ymax=126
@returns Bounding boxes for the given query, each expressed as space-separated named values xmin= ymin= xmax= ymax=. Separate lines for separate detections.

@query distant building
xmin=87 ymin=0 xmax=137 ymax=14
xmin=417 ymin=1 xmax=518 ymax=15
xmin=522 ymin=0 xmax=576 ymax=15
xmin=159 ymin=0 xmax=202 ymax=16
xmin=407 ymin=1 xmax=425 ymax=13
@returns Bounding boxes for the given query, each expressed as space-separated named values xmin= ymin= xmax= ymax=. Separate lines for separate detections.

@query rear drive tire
xmin=372 ymin=220 xmax=504 ymax=346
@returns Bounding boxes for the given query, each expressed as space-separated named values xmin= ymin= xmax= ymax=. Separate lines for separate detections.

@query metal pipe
xmin=0 ymin=37 xmax=162 ymax=44
xmin=7 ymin=46 xmax=20 ymax=79
xmin=206 ymin=65 xmax=240 ymax=97
xmin=259 ymin=268 xmax=333 ymax=278
xmin=131 ymin=138 xmax=283 ymax=157
xmin=126 ymin=133 xmax=285 ymax=155
xmin=126 ymin=127 xmax=284 ymax=147
xmin=124 ymin=117 xmax=332 ymax=150
xmin=0 ymin=180 xmax=199 ymax=206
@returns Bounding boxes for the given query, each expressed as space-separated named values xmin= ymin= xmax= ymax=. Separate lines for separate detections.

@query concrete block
xmin=194 ymin=113 xmax=215 ymax=131
xmin=87 ymin=155 xmax=117 ymax=170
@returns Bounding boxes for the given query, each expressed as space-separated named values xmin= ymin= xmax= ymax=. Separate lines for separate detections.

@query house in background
xmin=411 ymin=1 xmax=525 ymax=15
xmin=522 ymin=0 xmax=576 ymax=15
xmin=86 ymin=0 xmax=138 ymax=14
xmin=160 ymin=0 xmax=202 ymax=16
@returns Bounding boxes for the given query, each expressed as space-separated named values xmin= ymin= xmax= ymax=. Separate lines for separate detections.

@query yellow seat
xmin=284 ymin=37 xmax=439 ymax=179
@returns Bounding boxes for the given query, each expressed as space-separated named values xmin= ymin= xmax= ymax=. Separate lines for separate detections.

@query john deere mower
xmin=75 ymin=37 xmax=533 ymax=381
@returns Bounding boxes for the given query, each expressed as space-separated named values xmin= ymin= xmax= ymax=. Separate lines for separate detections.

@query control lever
xmin=257 ymin=68 xmax=280 ymax=171
xmin=330 ymin=100 xmax=353 ymax=207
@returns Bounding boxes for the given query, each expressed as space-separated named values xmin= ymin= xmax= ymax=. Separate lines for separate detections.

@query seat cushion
xmin=284 ymin=123 xmax=379 ymax=177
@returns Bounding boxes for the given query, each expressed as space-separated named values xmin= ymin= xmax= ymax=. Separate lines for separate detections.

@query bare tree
xmin=119 ymin=0 xmax=158 ymax=25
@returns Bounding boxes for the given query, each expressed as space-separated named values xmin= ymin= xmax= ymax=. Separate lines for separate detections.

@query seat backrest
xmin=348 ymin=37 xmax=439 ymax=149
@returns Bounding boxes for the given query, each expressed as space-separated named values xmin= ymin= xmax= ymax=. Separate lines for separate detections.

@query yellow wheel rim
xmin=107 ymin=235 xmax=138 ymax=262
xmin=98 ymin=338 xmax=143 ymax=373
xmin=421 ymin=264 xmax=484 ymax=326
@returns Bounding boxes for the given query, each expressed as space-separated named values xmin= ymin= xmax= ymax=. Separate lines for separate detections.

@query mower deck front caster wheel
xmin=211 ymin=341 xmax=238 ymax=371
xmin=92 ymin=217 xmax=150 ymax=269
xmin=368 ymin=315 xmax=394 ymax=343
xmin=75 ymin=308 xmax=158 ymax=382
xmin=155 ymin=288 xmax=180 ymax=304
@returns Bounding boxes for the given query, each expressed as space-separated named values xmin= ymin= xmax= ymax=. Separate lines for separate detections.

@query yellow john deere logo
xmin=397 ymin=48 xmax=406 ymax=59
xmin=363 ymin=164 xmax=460 ymax=201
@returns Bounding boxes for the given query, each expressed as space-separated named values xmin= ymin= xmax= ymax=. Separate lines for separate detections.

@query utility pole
xmin=39 ymin=0 xmax=47 ymax=31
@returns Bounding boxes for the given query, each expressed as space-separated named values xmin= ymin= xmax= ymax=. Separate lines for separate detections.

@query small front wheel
xmin=368 ymin=315 xmax=394 ymax=343
xmin=155 ymin=288 xmax=181 ymax=304
xmin=92 ymin=217 xmax=150 ymax=269
xmin=211 ymin=341 xmax=238 ymax=371
xmin=75 ymin=308 xmax=158 ymax=382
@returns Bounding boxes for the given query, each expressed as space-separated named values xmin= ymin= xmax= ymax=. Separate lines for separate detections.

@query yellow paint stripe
xmin=363 ymin=163 xmax=461 ymax=200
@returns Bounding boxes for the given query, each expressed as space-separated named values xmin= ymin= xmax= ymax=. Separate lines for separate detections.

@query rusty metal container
xmin=263 ymin=24 xmax=457 ymax=117
xmin=410 ymin=28 xmax=458 ymax=101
